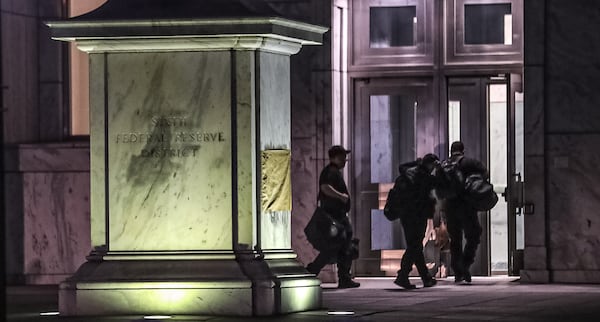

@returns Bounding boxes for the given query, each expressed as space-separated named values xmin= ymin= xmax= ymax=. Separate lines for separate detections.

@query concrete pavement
xmin=6 ymin=276 xmax=600 ymax=321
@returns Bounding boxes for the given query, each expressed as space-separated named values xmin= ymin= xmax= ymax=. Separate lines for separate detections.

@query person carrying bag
xmin=304 ymin=145 xmax=360 ymax=289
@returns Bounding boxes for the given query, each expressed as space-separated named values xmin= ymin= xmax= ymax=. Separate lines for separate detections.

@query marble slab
xmin=233 ymin=50 xmax=255 ymax=249
xmin=105 ymin=51 xmax=233 ymax=251
xmin=23 ymin=172 xmax=90 ymax=284
xmin=4 ymin=143 xmax=90 ymax=284
xmin=259 ymin=51 xmax=291 ymax=150
xmin=545 ymin=1 xmax=600 ymax=133
xmin=261 ymin=211 xmax=292 ymax=249
xmin=523 ymin=66 xmax=544 ymax=157
xmin=524 ymin=155 xmax=546 ymax=247
xmin=256 ymin=52 xmax=293 ymax=249
xmin=547 ymin=134 xmax=600 ymax=271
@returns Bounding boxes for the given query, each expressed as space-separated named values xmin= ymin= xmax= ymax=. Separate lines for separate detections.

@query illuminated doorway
xmin=447 ymin=75 xmax=524 ymax=276
xmin=346 ymin=0 xmax=524 ymax=278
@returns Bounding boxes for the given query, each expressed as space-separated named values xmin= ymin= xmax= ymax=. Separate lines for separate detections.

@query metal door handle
xmin=512 ymin=173 xmax=524 ymax=215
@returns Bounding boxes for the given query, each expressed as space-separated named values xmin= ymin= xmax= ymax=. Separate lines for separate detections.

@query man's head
xmin=421 ymin=153 xmax=440 ymax=172
xmin=328 ymin=145 xmax=351 ymax=168
xmin=450 ymin=141 xmax=465 ymax=155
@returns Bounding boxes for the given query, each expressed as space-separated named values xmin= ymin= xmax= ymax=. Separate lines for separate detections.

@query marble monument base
xmin=59 ymin=252 xmax=321 ymax=316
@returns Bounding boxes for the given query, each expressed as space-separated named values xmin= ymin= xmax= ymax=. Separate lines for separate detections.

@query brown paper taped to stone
xmin=261 ymin=149 xmax=292 ymax=212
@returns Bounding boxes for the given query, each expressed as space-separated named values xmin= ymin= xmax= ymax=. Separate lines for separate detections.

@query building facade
xmin=2 ymin=0 xmax=600 ymax=285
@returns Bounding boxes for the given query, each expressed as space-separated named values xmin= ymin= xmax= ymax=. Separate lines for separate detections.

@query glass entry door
xmin=447 ymin=77 xmax=489 ymax=276
xmin=352 ymin=78 xmax=436 ymax=276
xmin=447 ymin=75 xmax=524 ymax=276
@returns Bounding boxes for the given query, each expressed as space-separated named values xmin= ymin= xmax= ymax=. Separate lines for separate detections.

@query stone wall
xmin=522 ymin=0 xmax=600 ymax=283
xmin=266 ymin=0 xmax=337 ymax=281
xmin=4 ymin=143 xmax=90 ymax=284
xmin=2 ymin=0 xmax=85 ymax=284
xmin=1 ymin=0 xmax=66 ymax=143
xmin=544 ymin=0 xmax=600 ymax=282
xmin=8 ymin=0 xmax=600 ymax=286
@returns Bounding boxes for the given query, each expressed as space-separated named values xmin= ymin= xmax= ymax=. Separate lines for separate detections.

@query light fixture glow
xmin=39 ymin=311 xmax=60 ymax=316
xmin=327 ymin=311 xmax=355 ymax=315
xmin=143 ymin=315 xmax=172 ymax=320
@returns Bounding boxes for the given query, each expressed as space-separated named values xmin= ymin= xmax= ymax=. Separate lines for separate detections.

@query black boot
xmin=338 ymin=278 xmax=360 ymax=289
xmin=394 ymin=276 xmax=416 ymax=290
xmin=422 ymin=277 xmax=437 ymax=288
xmin=463 ymin=270 xmax=472 ymax=283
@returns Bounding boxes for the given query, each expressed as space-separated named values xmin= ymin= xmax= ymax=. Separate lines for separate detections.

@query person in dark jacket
xmin=306 ymin=145 xmax=360 ymax=289
xmin=443 ymin=141 xmax=488 ymax=284
xmin=394 ymin=153 xmax=440 ymax=289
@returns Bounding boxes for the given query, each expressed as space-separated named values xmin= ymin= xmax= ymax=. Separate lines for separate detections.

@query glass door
xmin=508 ymin=74 xmax=525 ymax=275
xmin=447 ymin=74 xmax=523 ymax=276
xmin=447 ymin=77 xmax=489 ymax=276
xmin=352 ymin=78 xmax=435 ymax=276
xmin=488 ymin=79 xmax=509 ymax=275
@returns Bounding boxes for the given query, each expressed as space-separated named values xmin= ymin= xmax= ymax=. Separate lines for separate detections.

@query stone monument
xmin=47 ymin=0 xmax=327 ymax=316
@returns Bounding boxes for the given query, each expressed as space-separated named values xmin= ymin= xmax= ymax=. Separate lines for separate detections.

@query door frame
xmin=507 ymin=73 xmax=524 ymax=276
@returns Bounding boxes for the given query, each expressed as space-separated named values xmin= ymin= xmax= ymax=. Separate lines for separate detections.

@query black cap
xmin=328 ymin=145 xmax=351 ymax=158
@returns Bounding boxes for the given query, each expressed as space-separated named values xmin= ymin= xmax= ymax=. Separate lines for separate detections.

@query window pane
xmin=448 ymin=100 xmax=461 ymax=155
xmin=370 ymin=95 xmax=416 ymax=183
xmin=370 ymin=6 xmax=417 ymax=48
xmin=464 ymin=3 xmax=512 ymax=45
xmin=489 ymin=84 xmax=508 ymax=273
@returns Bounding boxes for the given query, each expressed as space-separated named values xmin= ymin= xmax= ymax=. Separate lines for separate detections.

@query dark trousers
xmin=446 ymin=198 xmax=482 ymax=276
xmin=397 ymin=215 xmax=431 ymax=281
xmin=307 ymin=213 xmax=353 ymax=281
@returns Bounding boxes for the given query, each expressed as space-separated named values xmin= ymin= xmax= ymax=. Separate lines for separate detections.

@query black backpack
xmin=383 ymin=167 xmax=419 ymax=221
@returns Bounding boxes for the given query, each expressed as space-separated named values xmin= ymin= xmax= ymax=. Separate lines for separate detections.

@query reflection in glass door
xmin=369 ymin=95 xmax=416 ymax=183
xmin=370 ymin=95 xmax=417 ymax=275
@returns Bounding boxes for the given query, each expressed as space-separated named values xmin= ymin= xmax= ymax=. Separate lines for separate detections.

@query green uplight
xmin=143 ymin=315 xmax=172 ymax=320
xmin=328 ymin=311 xmax=355 ymax=315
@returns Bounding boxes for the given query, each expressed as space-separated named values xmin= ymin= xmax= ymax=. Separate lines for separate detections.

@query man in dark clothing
xmin=306 ymin=145 xmax=360 ymax=289
xmin=444 ymin=141 xmax=487 ymax=284
xmin=394 ymin=154 xmax=440 ymax=289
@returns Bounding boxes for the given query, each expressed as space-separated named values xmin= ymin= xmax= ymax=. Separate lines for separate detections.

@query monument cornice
xmin=55 ymin=35 xmax=305 ymax=55
xmin=47 ymin=17 xmax=327 ymax=54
